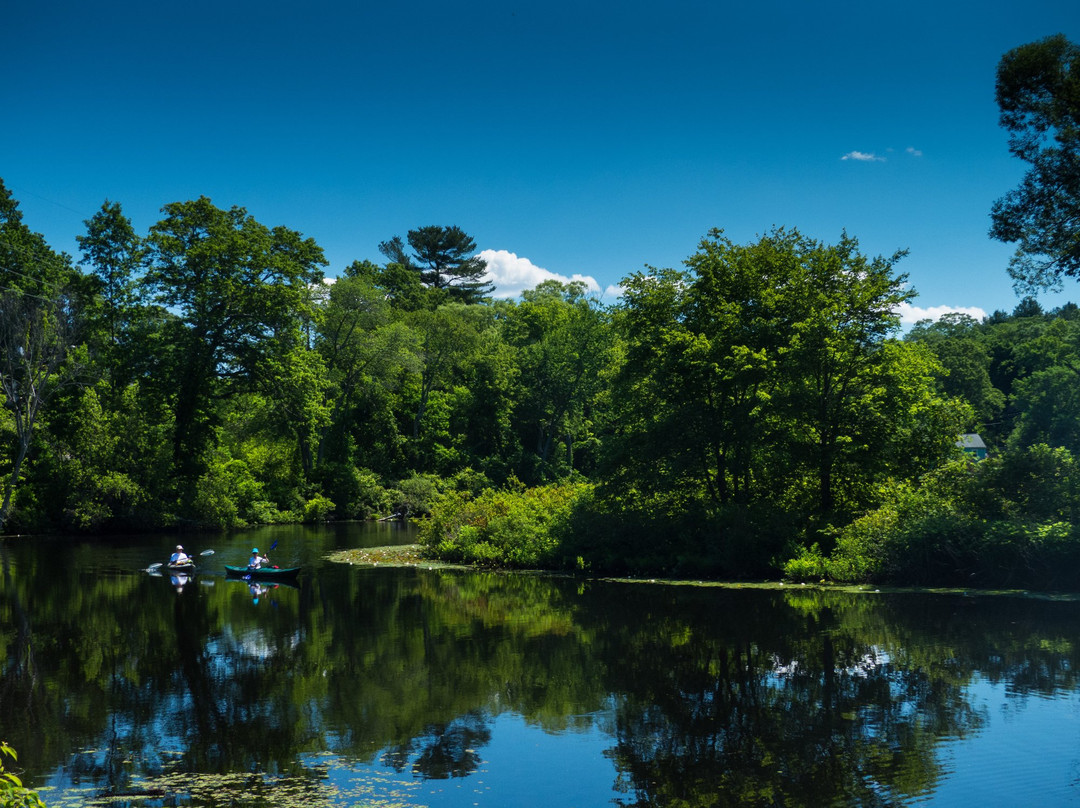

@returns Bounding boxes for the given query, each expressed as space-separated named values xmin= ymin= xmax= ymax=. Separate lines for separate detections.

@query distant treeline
xmin=2 ymin=179 xmax=1080 ymax=586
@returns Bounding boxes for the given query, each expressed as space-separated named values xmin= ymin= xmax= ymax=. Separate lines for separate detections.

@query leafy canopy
xmin=990 ymin=34 xmax=1080 ymax=292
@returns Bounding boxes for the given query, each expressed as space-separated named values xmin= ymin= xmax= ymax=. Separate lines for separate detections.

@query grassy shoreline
xmin=323 ymin=544 xmax=1080 ymax=601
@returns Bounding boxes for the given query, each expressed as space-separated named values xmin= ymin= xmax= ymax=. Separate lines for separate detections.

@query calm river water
xmin=4 ymin=523 xmax=1080 ymax=807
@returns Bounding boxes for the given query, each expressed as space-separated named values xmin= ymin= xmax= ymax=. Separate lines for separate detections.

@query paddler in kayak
xmin=169 ymin=545 xmax=191 ymax=565
xmin=248 ymin=547 xmax=269 ymax=570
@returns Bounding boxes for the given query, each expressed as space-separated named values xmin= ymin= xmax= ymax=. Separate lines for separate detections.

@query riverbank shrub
xmin=418 ymin=481 xmax=590 ymax=568
xmin=300 ymin=493 xmax=335 ymax=522
xmin=552 ymin=487 xmax=797 ymax=578
xmin=315 ymin=463 xmax=394 ymax=519
xmin=796 ymin=446 xmax=1080 ymax=589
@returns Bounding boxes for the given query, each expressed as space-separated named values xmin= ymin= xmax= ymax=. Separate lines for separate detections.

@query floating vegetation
xmin=48 ymin=767 xmax=427 ymax=808
xmin=326 ymin=545 xmax=432 ymax=568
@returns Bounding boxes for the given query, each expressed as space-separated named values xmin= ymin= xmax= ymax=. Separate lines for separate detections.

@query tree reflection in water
xmin=3 ymin=534 xmax=1080 ymax=806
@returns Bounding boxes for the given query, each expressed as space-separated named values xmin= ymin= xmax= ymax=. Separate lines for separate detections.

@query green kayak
xmin=225 ymin=565 xmax=301 ymax=580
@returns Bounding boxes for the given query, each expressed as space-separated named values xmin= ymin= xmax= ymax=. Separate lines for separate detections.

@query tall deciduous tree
xmin=506 ymin=280 xmax=616 ymax=481
xmin=406 ymin=304 xmax=481 ymax=447
xmin=990 ymin=34 xmax=1080 ymax=292
xmin=606 ymin=228 xmax=967 ymax=533
xmin=314 ymin=274 xmax=420 ymax=474
xmin=0 ymin=180 xmax=85 ymax=531
xmin=769 ymin=231 xmax=917 ymax=516
xmin=0 ymin=289 xmax=84 ymax=531
xmin=144 ymin=197 xmax=327 ymax=489
xmin=77 ymin=200 xmax=143 ymax=345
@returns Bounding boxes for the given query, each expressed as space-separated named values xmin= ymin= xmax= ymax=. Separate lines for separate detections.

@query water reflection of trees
xmin=597 ymin=588 xmax=978 ymax=806
xmin=597 ymin=587 xmax=1080 ymax=806
xmin=5 ymin=543 xmax=1080 ymax=805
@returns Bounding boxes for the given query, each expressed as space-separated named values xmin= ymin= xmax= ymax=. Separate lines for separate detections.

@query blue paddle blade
xmin=200 ymin=549 xmax=215 ymax=556
xmin=148 ymin=562 xmax=164 ymax=570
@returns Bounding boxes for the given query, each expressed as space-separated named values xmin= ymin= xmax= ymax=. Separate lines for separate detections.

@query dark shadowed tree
xmin=990 ymin=34 xmax=1080 ymax=293
xmin=0 ymin=180 xmax=86 ymax=530
xmin=0 ymin=289 xmax=84 ymax=531
xmin=379 ymin=226 xmax=492 ymax=304
xmin=605 ymin=228 xmax=967 ymax=532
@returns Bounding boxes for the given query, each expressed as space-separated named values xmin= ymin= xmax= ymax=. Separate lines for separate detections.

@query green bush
xmin=811 ymin=447 xmax=1080 ymax=589
xmin=419 ymin=482 xmax=591 ymax=569
xmin=394 ymin=473 xmax=445 ymax=518
xmin=191 ymin=450 xmax=269 ymax=529
xmin=301 ymin=493 xmax=335 ymax=523
xmin=782 ymin=543 xmax=828 ymax=582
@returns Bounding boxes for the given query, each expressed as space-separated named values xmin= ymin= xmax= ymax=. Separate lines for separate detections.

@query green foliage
xmin=190 ymin=447 xmax=273 ymax=529
xmin=393 ymin=472 xmax=446 ymax=519
xmin=604 ymin=227 xmax=958 ymax=549
xmin=504 ymin=281 xmax=617 ymax=483
xmin=817 ymin=448 xmax=1080 ymax=589
xmin=0 ymin=743 xmax=47 ymax=808
xmin=301 ymin=493 xmax=335 ymax=523
xmin=906 ymin=312 xmax=1004 ymax=429
xmin=56 ymin=384 xmax=159 ymax=530
xmin=418 ymin=482 xmax=591 ymax=568
xmin=562 ymin=487 xmax=794 ymax=578
xmin=316 ymin=462 xmax=393 ymax=519
xmin=782 ymin=543 xmax=829 ymax=582
xmin=990 ymin=35 xmax=1080 ymax=292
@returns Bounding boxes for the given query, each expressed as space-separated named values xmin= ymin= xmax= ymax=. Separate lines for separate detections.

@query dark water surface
xmin=4 ymin=525 xmax=1080 ymax=807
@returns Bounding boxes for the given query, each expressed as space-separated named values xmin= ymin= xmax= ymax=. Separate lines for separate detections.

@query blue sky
xmin=4 ymin=0 xmax=1079 ymax=323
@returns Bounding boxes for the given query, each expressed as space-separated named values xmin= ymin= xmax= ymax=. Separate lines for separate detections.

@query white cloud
xmin=896 ymin=302 xmax=987 ymax=326
xmin=841 ymin=150 xmax=886 ymax=162
xmin=906 ymin=146 xmax=923 ymax=157
xmin=478 ymin=249 xmax=620 ymax=300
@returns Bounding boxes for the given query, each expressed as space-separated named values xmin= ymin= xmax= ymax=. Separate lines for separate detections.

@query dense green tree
xmin=346 ymin=256 xmax=430 ymax=312
xmin=442 ymin=305 xmax=519 ymax=480
xmin=404 ymin=304 xmax=482 ymax=450
xmin=990 ymin=34 xmax=1080 ymax=292
xmin=1004 ymin=317 xmax=1080 ymax=452
xmin=54 ymin=383 xmax=166 ymax=530
xmin=608 ymin=258 xmax=772 ymax=514
xmin=314 ymin=274 xmax=420 ymax=488
xmin=143 ymin=197 xmax=326 ymax=495
xmin=603 ymin=229 xmax=966 ymax=551
xmin=504 ymin=280 xmax=616 ymax=482
xmin=763 ymin=232 xmax=922 ymax=516
xmin=0 ymin=180 xmax=87 ymax=531
xmin=906 ymin=313 xmax=1004 ymax=429
xmin=77 ymin=200 xmax=143 ymax=349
